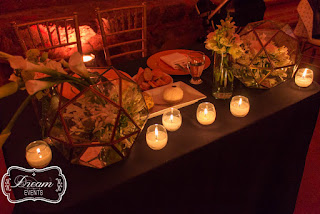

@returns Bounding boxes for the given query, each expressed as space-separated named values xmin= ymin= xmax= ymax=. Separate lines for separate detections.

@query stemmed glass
xmin=187 ymin=51 xmax=206 ymax=85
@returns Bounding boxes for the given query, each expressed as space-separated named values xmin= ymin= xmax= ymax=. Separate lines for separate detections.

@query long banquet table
xmin=1 ymin=43 xmax=320 ymax=214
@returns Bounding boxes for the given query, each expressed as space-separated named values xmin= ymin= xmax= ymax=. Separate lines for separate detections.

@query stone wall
xmin=0 ymin=0 xmax=204 ymax=57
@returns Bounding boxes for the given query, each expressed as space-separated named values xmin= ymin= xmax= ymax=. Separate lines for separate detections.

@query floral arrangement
xmin=233 ymin=20 xmax=298 ymax=89
xmin=0 ymin=49 xmax=148 ymax=166
xmin=204 ymin=16 xmax=245 ymax=99
xmin=235 ymin=32 xmax=292 ymax=88
xmin=0 ymin=49 xmax=92 ymax=149
xmin=205 ymin=16 xmax=244 ymax=60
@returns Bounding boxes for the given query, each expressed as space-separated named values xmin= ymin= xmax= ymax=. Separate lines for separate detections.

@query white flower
xmin=46 ymin=60 xmax=67 ymax=74
xmin=9 ymin=73 xmax=20 ymax=82
xmin=69 ymin=52 xmax=89 ymax=78
xmin=25 ymin=80 xmax=55 ymax=95
xmin=25 ymin=61 xmax=46 ymax=71
xmin=8 ymin=56 xmax=27 ymax=70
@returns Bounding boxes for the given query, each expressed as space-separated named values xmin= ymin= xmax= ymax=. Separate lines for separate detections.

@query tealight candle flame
xmin=170 ymin=114 xmax=173 ymax=123
xmin=155 ymin=127 xmax=159 ymax=140
xmin=302 ymin=68 xmax=307 ymax=78
xmin=238 ymin=98 xmax=242 ymax=107
xmin=37 ymin=148 xmax=42 ymax=159
xmin=83 ymin=54 xmax=95 ymax=63
xmin=204 ymin=108 xmax=208 ymax=117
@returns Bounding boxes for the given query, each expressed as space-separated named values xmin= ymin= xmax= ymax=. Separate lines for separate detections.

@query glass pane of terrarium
xmin=49 ymin=115 xmax=69 ymax=144
xmin=113 ymin=110 xmax=139 ymax=142
xmin=260 ymin=66 xmax=293 ymax=88
xmin=57 ymin=82 xmax=83 ymax=106
xmin=233 ymin=63 xmax=259 ymax=88
xmin=250 ymin=49 xmax=273 ymax=69
xmin=118 ymin=69 xmax=135 ymax=83
xmin=270 ymin=30 xmax=299 ymax=66
xmin=114 ymin=137 xmax=136 ymax=157
xmin=239 ymin=32 xmax=263 ymax=66
xmin=99 ymin=146 xmax=123 ymax=167
xmin=100 ymin=68 xmax=121 ymax=81
xmin=265 ymin=42 xmax=292 ymax=68
xmin=280 ymin=24 xmax=296 ymax=38
xmin=71 ymin=147 xmax=87 ymax=164
xmin=121 ymin=79 xmax=148 ymax=129
xmin=255 ymin=29 xmax=278 ymax=46
xmin=240 ymin=21 xmax=261 ymax=36
xmin=77 ymin=146 xmax=105 ymax=168
xmin=59 ymin=89 xmax=119 ymax=145
xmin=104 ymin=79 xmax=120 ymax=105
xmin=48 ymin=116 xmax=71 ymax=160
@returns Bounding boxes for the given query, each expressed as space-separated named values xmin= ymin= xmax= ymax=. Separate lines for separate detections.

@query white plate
xmin=147 ymin=81 xmax=207 ymax=118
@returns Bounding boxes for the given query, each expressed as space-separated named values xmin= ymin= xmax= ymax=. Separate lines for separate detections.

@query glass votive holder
xmin=295 ymin=68 xmax=313 ymax=87
xmin=162 ymin=108 xmax=182 ymax=131
xmin=146 ymin=124 xmax=168 ymax=150
xmin=196 ymin=102 xmax=216 ymax=125
xmin=26 ymin=140 xmax=52 ymax=168
xmin=230 ymin=95 xmax=250 ymax=117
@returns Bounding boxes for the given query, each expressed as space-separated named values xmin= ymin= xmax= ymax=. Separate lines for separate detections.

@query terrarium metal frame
xmin=234 ymin=20 xmax=300 ymax=89
xmin=44 ymin=66 xmax=149 ymax=168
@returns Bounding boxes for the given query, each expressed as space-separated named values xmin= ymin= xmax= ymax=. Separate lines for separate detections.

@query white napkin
xmin=160 ymin=52 xmax=188 ymax=69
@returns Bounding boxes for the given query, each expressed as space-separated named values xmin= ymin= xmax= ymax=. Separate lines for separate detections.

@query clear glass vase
xmin=212 ymin=53 xmax=234 ymax=99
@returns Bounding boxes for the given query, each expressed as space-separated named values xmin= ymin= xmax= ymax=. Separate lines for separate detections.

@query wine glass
xmin=187 ymin=51 xmax=206 ymax=85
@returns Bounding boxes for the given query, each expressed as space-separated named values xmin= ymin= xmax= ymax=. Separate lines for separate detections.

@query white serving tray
xmin=146 ymin=81 xmax=207 ymax=118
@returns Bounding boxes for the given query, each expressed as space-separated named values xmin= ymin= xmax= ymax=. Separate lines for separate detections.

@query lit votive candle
xmin=196 ymin=102 xmax=216 ymax=125
xmin=162 ymin=108 xmax=182 ymax=131
xmin=295 ymin=68 xmax=313 ymax=87
xmin=146 ymin=124 xmax=168 ymax=150
xmin=26 ymin=140 xmax=52 ymax=168
xmin=230 ymin=95 xmax=250 ymax=117
xmin=82 ymin=54 xmax=95 ymax=63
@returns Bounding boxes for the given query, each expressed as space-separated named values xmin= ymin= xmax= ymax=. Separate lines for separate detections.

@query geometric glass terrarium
xmin=42 ymin=67 xmax=149 ymax=168
xmin=233 ymin=20 xmax=300 ymax=89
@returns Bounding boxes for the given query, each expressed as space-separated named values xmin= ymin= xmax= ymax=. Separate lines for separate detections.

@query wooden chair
xmin=294 ymin=0 xmax=320 ymax=70
xmin=299 ymin=38 xmax=320 ymax=69
xmin=11 ymin=12 xmax=82 ymax=58
xmin=195 ymin=0 xmax=230 ymax=30
xmin=96 ymin=3 xmax=147 ymax=66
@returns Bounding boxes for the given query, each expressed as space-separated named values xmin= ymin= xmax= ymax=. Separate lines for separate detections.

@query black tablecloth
xmin=1 ymin=44 xmax=320 ymax=214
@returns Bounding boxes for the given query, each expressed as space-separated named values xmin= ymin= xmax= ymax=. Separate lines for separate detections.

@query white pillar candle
xmin=196 ymin=102 xmax=216 ymax=125
xmin=146 ymin=124 xmax=168 ymax=150
xmin=162 ymin=108 xmax=182 ymax=131
xmin=230 ymin=95 xmax=250 ymax=117
xmin=26 ymin=140 xmax=52 ymax=168
xmin=295 ymin=68 xmax=313 ymax=87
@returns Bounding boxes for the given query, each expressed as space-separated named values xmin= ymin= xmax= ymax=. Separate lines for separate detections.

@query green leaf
xmin=0 ymin=82 xmax=19 ymax=99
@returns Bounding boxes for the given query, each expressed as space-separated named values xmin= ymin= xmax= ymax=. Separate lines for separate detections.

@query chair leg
xmin=311 ymin=47 xmax=317 ymax=64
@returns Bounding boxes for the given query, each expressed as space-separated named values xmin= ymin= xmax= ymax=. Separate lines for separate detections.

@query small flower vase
xmin=212 ymin=52 xmax=234 ymax=99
